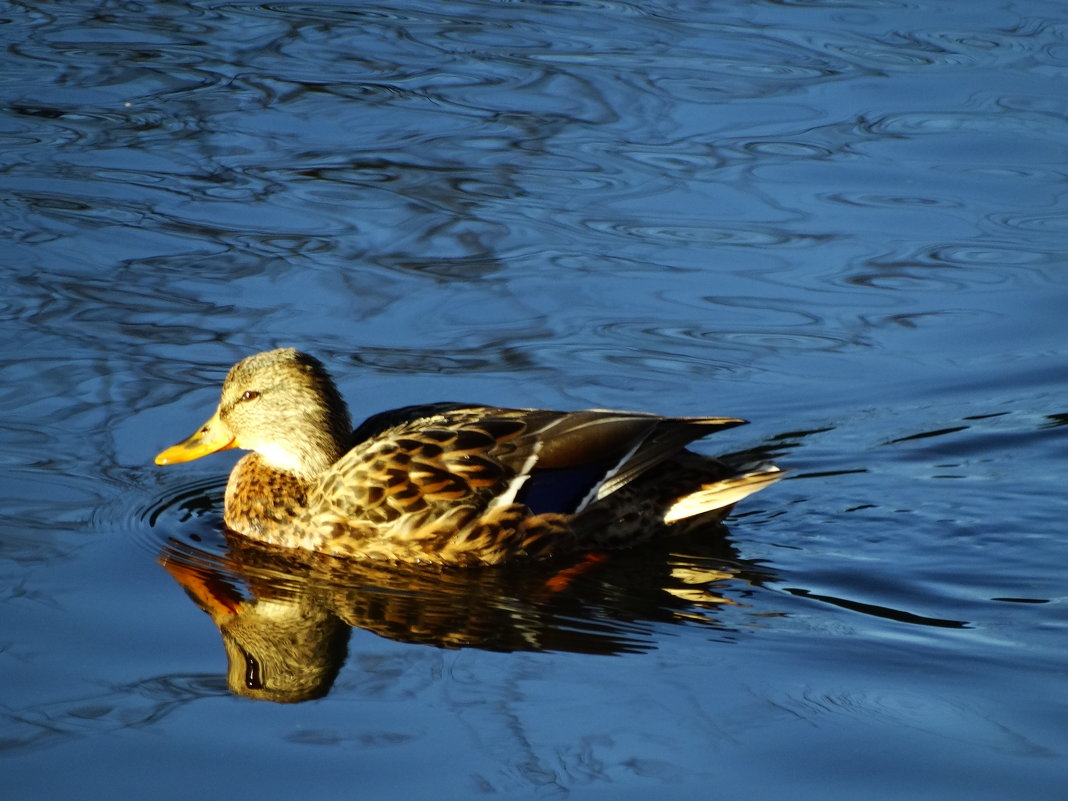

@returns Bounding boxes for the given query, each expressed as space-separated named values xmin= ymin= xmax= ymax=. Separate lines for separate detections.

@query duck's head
xmin=155 ymin=348 xmax=352 ymax=480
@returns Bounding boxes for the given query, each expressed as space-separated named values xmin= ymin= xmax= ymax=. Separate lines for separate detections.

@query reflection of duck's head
xmin=219 ymin=596 xmax=349 ymax=704
xmin=156 ymin=348 xmax=352 ymax=481
xmin=162 ymin=558 xmax=348 ymax=703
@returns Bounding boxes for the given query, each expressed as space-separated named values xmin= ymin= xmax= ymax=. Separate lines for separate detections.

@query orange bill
xmin=155 ymin=408 xmax=237 ymax=465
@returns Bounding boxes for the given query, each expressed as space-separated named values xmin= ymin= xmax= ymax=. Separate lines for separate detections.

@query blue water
xmin=3 ymin=1 xmax=1067 ymax=798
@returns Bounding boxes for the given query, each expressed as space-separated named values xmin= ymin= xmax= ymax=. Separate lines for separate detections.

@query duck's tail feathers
xmin=663 ymin=466 xmax=784 ymax=524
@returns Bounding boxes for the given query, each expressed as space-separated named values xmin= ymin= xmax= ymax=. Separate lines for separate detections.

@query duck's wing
xmin=313 ymin=406 xmax=747 ymax=525
xmin=528 ymin=410 xmax=749 ymax=505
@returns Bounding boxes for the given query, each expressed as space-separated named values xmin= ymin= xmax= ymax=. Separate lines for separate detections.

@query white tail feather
xmin=663 ymin=467 xmax=784 ymax=524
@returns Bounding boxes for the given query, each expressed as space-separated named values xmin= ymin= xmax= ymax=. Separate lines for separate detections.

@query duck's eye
xmin=241 ymin=390 xmax=260 ymax=402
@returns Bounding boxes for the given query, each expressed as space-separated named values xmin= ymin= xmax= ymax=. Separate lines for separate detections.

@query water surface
xmin=2 ymin=1 xmax=1067 ymax=799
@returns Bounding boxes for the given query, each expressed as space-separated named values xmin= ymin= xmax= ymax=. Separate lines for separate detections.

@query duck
xmin=155 ymin=348 xmax=782 ymax=566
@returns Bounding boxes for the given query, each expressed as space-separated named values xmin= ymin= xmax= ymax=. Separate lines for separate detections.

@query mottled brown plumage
xmin=156 ymin=348 xmax=782 ymax=566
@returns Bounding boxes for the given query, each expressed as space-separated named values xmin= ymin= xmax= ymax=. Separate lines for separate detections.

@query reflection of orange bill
xmin=161 ymin=557 xmax=243 ymax=620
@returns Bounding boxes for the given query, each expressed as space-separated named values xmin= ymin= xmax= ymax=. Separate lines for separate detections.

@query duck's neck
xmin=224 ymin=416 xmax=350 ymax=539
xmin=264 ymin=393 xmax=352 ymax=482
xmin=248 ymin=404 xmax=350 ymax=482
xmin=224 ymin=452 xmax=312 ymax=537
xmin=254 ymin=438 xmax=342 ymax=482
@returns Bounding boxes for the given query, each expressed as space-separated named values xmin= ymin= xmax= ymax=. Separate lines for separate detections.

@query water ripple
xmin=860 ymin=109 xmax=1061 ymax=139
xmin=789 ymin=687 xmax=1054 ymax=756
xmin=593 ymin=320 xmax=852 ymax=357
xmin=583 ymin=219 xmax=832 ymax=248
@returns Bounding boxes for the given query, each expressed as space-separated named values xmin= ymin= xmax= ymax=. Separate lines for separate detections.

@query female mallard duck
xmin=155 ymin=348 xmax=781 ymax=566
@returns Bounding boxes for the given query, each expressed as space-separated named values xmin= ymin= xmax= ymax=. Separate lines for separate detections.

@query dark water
xmin=3 ymin=0 xmax=1067 ymax=798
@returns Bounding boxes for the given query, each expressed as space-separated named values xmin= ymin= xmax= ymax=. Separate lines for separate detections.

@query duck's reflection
xmin=161 ymin=527 xmax=776 ymax=703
